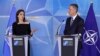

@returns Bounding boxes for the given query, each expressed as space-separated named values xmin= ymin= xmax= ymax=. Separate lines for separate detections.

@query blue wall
xmin=0 ymin=0 xmax=100 ymax=56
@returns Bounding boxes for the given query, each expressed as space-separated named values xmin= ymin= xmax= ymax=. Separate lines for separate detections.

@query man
xmin=64 ymin=4 xmax=84 ymax=56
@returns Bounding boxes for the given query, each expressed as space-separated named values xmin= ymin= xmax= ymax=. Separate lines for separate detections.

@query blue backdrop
xmin=0 ymin=0 xmax=100 ymax=56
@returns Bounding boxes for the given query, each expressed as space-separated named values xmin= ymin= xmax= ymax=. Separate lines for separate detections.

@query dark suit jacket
xmin=64 ymin=15 xmax=84 ymax=35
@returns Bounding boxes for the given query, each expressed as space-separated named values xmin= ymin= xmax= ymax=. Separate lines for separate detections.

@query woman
xmin=12 ymin=9 xmax=32 ymax=56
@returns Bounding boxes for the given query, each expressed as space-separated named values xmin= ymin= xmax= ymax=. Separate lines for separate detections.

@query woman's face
xmin=18 ymin=11 xmax=24 ymax=21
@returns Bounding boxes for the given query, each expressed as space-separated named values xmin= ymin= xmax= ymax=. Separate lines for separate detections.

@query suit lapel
xmin=70 ymin=15 xmax=79 ymax=27
xmin=68 ymin=17 xmax=71 ymax=28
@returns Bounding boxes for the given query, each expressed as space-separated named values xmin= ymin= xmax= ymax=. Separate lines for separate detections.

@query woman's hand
xmin=30 ymin=29 xmax=37 ymax=36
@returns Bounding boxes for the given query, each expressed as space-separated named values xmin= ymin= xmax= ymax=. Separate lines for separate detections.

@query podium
xmin=57 ymin=34 xmax=81 ymax=56
xmin=7 ymin=35 xmax=30 ymax=56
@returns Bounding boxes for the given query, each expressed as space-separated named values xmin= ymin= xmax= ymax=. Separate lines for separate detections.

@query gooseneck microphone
xmin=56 ymin=20 xmax=65 ymax=35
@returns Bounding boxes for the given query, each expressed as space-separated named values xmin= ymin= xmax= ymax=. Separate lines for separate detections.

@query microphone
xmin=56 ymin=20 xmax=65 ymax=35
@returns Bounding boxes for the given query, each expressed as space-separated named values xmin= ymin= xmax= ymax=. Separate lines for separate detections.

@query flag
xmin=81 ymin=3 xmax=100 ymax=56
xmin=3 ymin=4 xmax=16 ymax=56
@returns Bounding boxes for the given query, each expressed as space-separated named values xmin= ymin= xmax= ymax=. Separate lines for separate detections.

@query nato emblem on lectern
xmin=63 ymin=40 xmax=68 ymax=46
xmin=14 ymin=41 xmax=19 ymax=46
xmin=83 ymin=30 xmax=98 ymax=45
xmin=63 ymin=40 xmax=73 ymax=46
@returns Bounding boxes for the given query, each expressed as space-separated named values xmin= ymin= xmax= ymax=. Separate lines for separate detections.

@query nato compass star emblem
xmin=83 ymin=30 xmax=98 ymax=45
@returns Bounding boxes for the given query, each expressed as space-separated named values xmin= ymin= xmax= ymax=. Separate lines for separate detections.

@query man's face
xmin=68 ymin=6 xmax=77 ymax=16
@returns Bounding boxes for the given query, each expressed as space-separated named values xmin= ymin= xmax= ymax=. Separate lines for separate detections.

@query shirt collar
xmin=72 ymin=14 xmax=77 ymax=20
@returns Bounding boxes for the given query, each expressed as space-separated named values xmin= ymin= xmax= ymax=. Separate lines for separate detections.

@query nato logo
xmin=14 ymin=41 xmax=19 ymax=46
xmin=83 ymin=30 xmax=98 ymax=45
xmin=63 ymin=40 xmax=68 ymax=46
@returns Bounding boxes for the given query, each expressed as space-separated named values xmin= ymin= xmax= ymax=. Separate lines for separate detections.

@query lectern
xmin=57 ymin=34 xmax=81 ymax=56
xmin=7 ymin=35 xmax=30 ymax=56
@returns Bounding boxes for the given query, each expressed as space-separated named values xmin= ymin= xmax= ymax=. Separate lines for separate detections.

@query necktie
xmin=70 ymin=18 xmax=74 ymax=26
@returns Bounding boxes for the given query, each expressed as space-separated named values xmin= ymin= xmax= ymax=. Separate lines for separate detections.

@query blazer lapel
xmin=70 ymin=15 xmax=79 ymax=27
